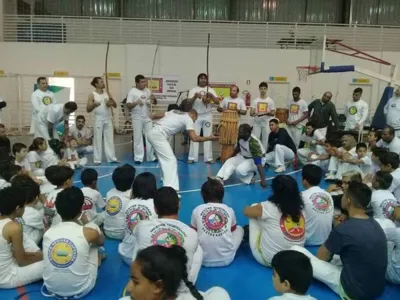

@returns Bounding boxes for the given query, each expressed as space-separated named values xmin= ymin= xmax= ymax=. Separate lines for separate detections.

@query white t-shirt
xmin=64 ymin=148 xmax=79 ymax=161
xmin=344 ymin=99 xmax=369 ymax=130
xmin=191 ymin=203 xmax=238 ymax=264
xmin=258 ymin=201 xmax=306 ymax=263
xmin=269 ymin=293 xmax=317 ymax=300
xmin=219 ymin=97 xmax=246 ymax=111
xmin=31 ymin=89 xmax=55 ymax=120
xmin=45 ymin=188 xmax=63 ymax=227
xmin=371 ymin=189 xmax=398 ymax=220
xmin=92 ymin=91 xmax=111 ymax=122
xmin=19 ymin=206 xmax=45 ymax=244
xmin=27 ymin=151 xmax=42 ymax=172
xmin=300 ymin=129 xmax=325 ymax=148
xmin=251 ymin=97 xmax=276 ymax=124
xmin=104 ymin=188 xmax=131 ymax=237
xmin=376 ymin=137 xmax=400 ymax=155
xmin=15 ymin=157 xmax=31 ymax=171
xmin=390 ymin=168 xmax=400 ymax=202
xmin=188 ymin=86 xmax=218 ymax=115
xmin=69 ymin=125 xmax=93 ymax=140
xmin=40 ymin=148 xmax=60 ymax=170
xmin=155 ymin=110 xmax=195 ymax=137
xmin=126 ymin=87 xmax=152 ymax=120
xmin=287 ymin=99 xmax=308 ymax=124
xmin=301 ymin=186 xmax=333 ymax=245
xmin=384 ymin=96 xmax=400 ymax=129
xmin=81 ymin=187 xmax=106 ymax=222
xmin=39 ymin=103 xmax=64 ymax=125
xmin=0 ymin=179 xmax=10 ymax=190
xmin=359 ymin=155 xmax=372 ymax=176
xmin=41 ymin=182 xmax=56 ymax=199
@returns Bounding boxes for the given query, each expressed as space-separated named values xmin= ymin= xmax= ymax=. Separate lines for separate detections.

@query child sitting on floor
xmin=12 ymin=142 xmax=40 ymax=183
xmin=40 ymin=165 xmax=58 ymax=198
xmin=0 ymin=162 xmax=21 ymax=189
xmin=339 ymin=142 xmax=372 ymax=178
xmin=191 ymin=178 xmax=243 ymax=267
xmin=80 ymin=168 xmax=106 ymax=226
xmin=104 ymin=164 xmax=136 ymax=240
xmin=27 ymin=137 xmax=48 ymax=177
xmin=64 ymin=138 xmax=88 ymax=169
xmin=269 ymin=250 xmax=316 ymax=300
xmin=118 ymin=172 xmax=158 ymax=265
xmin=0 ymin=187 xmax=43 ymax=289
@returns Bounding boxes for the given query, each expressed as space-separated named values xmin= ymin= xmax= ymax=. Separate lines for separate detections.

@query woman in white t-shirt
xmin=244 ymin=175 xmax=306 ymax=266
xmin=27 ymin=137 xmax=47 ymax=177
xmin=120 ymin=245 xmax=230 ymax=300
xmin=119 ymin=172 xmax=158 ymax=265
xmin=191 ymin=178 xmax=243 ymax=267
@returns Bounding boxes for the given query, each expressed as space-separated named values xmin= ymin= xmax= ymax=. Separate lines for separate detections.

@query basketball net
xmin=297 ymin=67 xmax=310 ymax=82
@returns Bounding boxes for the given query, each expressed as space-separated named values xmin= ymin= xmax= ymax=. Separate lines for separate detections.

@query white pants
xmin=290 ymin=245 xmax=343 ymax=296
xmin=148 ymin=126 xmax=179 ymax=191
xmin=132 ymin=118 xmax=155 ymax=162
xmin=297 ymin=145 xmax=325 ymax=165
xmin=188 ymin=113 xmax=213 ymax=162
xmin=202 ymin=226 xmax=244 ymax=267
xmin=287 ymin=125 xmax=303 ymax=148
xmin=265 ymin=144 xmax=295 ymax=168
xmin=252 ymin=121 xmax=269 ymax=149
xmin=34 ymin=120 xmax=59 ymax=141
xmin=67 ymin=157 xmax=88 ymax=170
xmin=216 ymin=154 xmax=266 ymax=184
xmin=318 ymin=127 xmax=327 ymax=137
xmin=93 ymin=120 xmax=117 ymax=163
xmin=77 ymin=145 xmax=94 ymax=155
xmin=328 ymin=157 xmax=362 ymax=180
xmin=249 ymin=217 xmax=270 ymax=267
xmin=189 ymin=245 xmax=203 ymax=284
xmin=395 ymin=130 xmax=400 ymax=138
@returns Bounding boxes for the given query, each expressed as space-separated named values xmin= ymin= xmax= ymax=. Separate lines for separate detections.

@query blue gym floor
xmin=2 ymin=153 xmax=400 ymax=299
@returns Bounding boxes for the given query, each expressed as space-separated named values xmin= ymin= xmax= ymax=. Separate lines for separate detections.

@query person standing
xmin=126 ymin=75 xmax=157 ymax=164
xmin=86 ymin=77 xmax=118 ymax=165
xmin=30 ymin=77 xmax=55 ymax=135
xmin=344 ymin=88 xmax=368 ymax=133
xmin=187 ymin=73 xmax=219 ymax=164
xmin=217 ymin=85 xmax=247 ymax=119
xmin=384 ymin=87 xmax=400 ymax=137
xmin=286 ymin=87 xmax=309 ymax=148
xmin=308 ymin=91 xmax=340 ymax=137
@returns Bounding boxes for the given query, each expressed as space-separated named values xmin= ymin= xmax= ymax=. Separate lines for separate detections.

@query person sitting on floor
xmin=377 ymin=125 xmax=400 ymax=155
xmin=384 ymin=226 xmax=400 ymax=284
xmin=297 ymin=122 xmax=326 ymax=166
xmin=191 ymin=178 xmax=244 ymax=267
xmin=104 ymin=164 xmax=136 ymax=240
xmin=305 ymin=139 xmax=333 ymax=170
xmin=338 ymin=142 xmax=372 ymax=178
xmin=301 ymin=165 xmax=334 ymax=246
xmin=244 ymin=175 xmax=305 ymax=266
xmin=269 ymin=250 xmax=316 ymax=300
xmin=380 ymin=152 xmax=400 ymax=202
xmin=367 ymin=130 xmax=381 ymax=151
xmin=370 ymin=171 xmax=397 ymax=221
xmin=265 ymin=118 xmax=297 ymax=173
xmin=214 ymin=124 xmax=267 ymax=188
xmin=69 ymin=115 xmax=94 ymax=155
xmin=131 ymin=187 xmax=203 ymax=284
xmin=290 ymin=182 xmax=387 ymax=300
xmin=42 ymin=187 xmax=105 ymax=299
xmin=326 ymin=134 xmax=357 ymax=180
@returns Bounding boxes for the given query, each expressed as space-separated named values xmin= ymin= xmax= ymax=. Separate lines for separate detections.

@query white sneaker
xmin=275 ymin=166 xmax=286 ymax=173
xmin=326 ymin=175 xmax=337 ymax=181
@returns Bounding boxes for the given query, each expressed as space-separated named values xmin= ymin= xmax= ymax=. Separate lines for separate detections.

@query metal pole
xmin=349 ymin=0 xmax=353 ymax=25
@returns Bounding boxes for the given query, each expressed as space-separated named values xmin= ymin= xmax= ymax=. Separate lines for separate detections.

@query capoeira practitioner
xmin=384 ymin=87 xmax=400 ymax=138
xmin=126 ymin=74 xmax=157 ymax=163
xmin=34 ymin=102 xmax=77 ymax=141
xmin=286 ymin=87 xmax=309 ymax=148
xmin=326 ymin=134 xmax=357 ymax=180
xmin=30 ymin=77 xmax=55 ymax=135
xmin=148 ymin=109 xmax=219 ymax=192
xmin=377 ymin=126 xmax=400 ymax=154
xmin=187 ymin=73 xmax=219 ymax=164
xmin=86 ymin=77 xmax=118 ymax=165
xmin=297 ymin=122 xmax=326 ymax=165
xmin=265 ymin=118 xmax=297 ymax=173
xmin=217 ymin=85 xmax=247 ymax=117
xmin=250 ymin=82 xmax=276 ymax=148
xmin=308 ymin=91 xmax=340 ymax=137
xmin=344 ymin=88 xmax=368 ymax=141
xmin=68 ymin=115 xmax=93 ymax=155
xmin=214 ymin=124 xmax=267 ymax=188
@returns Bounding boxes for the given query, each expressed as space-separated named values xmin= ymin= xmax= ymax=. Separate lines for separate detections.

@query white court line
xmin=179 ymin=169 xmax=302 ymax=194
xmin=84 ymin=165 xmax=160 ymax=169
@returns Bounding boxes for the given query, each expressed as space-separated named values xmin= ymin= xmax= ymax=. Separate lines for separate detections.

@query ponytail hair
xmin=135 ymin=245 xmax=203 ymax=300
xmin=28 ymin=137 xmax=45 ymax=152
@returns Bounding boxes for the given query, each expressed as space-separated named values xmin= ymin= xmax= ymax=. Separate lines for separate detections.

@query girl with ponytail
xmin=120 ymin=245 xmax=230 ymax=300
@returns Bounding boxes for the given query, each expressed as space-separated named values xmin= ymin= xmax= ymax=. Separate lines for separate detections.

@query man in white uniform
xmin=87 ymin=77 xmax=118 ymax=165
xmin=344 ymin=88 xmax=368 ymax=133
xmin=187 ymin=73 xmax=219 ymax=164
xmin=286 ymin=87 xmax=309 ymax=148
xmin=384 ymin=87 xmax=400 ymax=137
xmin=69 ymin=115 xmax=93 ymax=155
xmin=297 ymin=122 xmax=326 ymax=165
xmin=148 ymin=109 xmax=219 ymax=192
xmin=30 ymin=77 xmax=55 ymax=135
xmin=326 ymin=135 xmax=357 ymax=180
xmin=250 ymin=82 xmax=276 ymax=148
xmin=217 ymin=85 xmax=247 ymax=120
xmin=377 ymin=126 xmax=400 ymax=155
xmin=35 ymin=102 xmax=77 ymax=141
xmin=126 ymin=74 xmax=157 ymax=164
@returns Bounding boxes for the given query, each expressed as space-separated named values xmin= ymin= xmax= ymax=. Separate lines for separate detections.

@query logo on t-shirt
xmin=48 ymin=238 xmax=78 ymax=268
xmin=310 ymin=192 xmax=332 ymax=214
xmin=380 ymin=199 xmax=396 ymax=219
xmin=77 ymin=133 xmax=82 ymax=138
xmin=42 ymin=96 xmax=52 ymax=105
xmin=140 ymin=95 xmax=146 ymax=100
xmin=228 ymin=102 xmax=238 ymax=110
xmin=280 ymin=214 xmax=305 ymax=241
xmin=257 ymin=102 xmax=268 ymax=113
xmin=106 ymin=196 xmax=122 ymax=216
xmin=126 ymin=204 xmax=152 ymax=232
xmin=200 ymin=207 xmax=229 ymax=237
xmin=151 ymin=224 xmax=185 ymax=248
xmin=289 ymin=104 xmax=300 ymax=114
xmin=35 ymin=161 xmax=41 ymax=168
xmin=82 ymin=196 xmax=93 ymax=211
xmin=349 ymin=106 xmax=357 ymax=115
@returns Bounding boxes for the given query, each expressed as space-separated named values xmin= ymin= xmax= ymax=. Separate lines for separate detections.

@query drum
xmin=275 ymin=108 xmax=288 ymax=124
xmin=218 ymin=111 xmax=239 ymax=163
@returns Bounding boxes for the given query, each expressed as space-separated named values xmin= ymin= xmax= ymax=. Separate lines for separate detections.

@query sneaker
xmin=93 ymin=162 xmax=101 ymax=166
xmin=275 ymin=166 xmax=286 ymax=173
xmin=134 ymin=161 xmax=142 ymax=165
xmin=187 ymin=160 xmax=194 ymax=164
xmin=326 ymin=175 xmax=337 ymax=181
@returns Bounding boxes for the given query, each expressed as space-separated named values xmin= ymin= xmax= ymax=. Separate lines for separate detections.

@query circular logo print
xmin=106 ymin=197 xmax=122 ymax=216
xmin=381 ymin=199 xmax=396 ymax=219
xmin=48 ymin=238 xmax=77 ymax=268
xmin=140 ymin=95 xmax=146 ymax=99
xmin=152 ymin=229 xmax=182 ymax=248
xmin=42 ymin=96 xmax=52 ymax=105
xmin=82 ymin=196 xmax=93 ymax=211
xmin=311 ymin=193 xmax=332 ymax=213
xmin=280 ymin=214 xmax=305 ymax=241
xmin=77 ymin=133 xmax=82 ymax=138
xmin=204 ymin=211 xmax=227 ymax=231
xmin=126 ymin=207 xmax=147 ymax=232
xmin=349 ymin=106 xmax=357 ymax=115
xmin=199 ymin=91 xmax=206 ymax=96
xmin=205 ymin=122 xmax=211 ymax=128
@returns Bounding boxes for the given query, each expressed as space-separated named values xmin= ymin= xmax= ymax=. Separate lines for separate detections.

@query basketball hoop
xmin=296 ymin=66 xmax=318 ymax=82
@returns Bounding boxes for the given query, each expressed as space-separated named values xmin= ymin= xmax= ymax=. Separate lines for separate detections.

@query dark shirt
xmin=324 ymin=218 xmax=387 ymax=299
xmin=308 ymin=99 xmax=340 ymax=129
xmin=267 ymin=128 xmax=296 ymax=154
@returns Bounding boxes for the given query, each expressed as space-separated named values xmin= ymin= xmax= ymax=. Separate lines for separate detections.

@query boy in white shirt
xmin=344 ymin=88 xmax=368 ymax=132
xmin=132 ymin=187 xmax=203 ymax=284
xmin=104 ymin=164 xmax=136 ymax=240
xmin=301 ymin=165 xmax=334 ymax=245
xmin=64 ymin=138 xmax=88 ymax=169
xmin=297 ymin=122 xmax=326 ymax=166
xmin=370 ymin=171 xmax=397 ymax=220
xmin=269 ymin=250 xmax=316 ymax=300
xmin=80 ymin=168 xmax=106 ymax=226
xmin=191 ymin=178 xmax=243 ymax=267
xmin=40 ymin=166 xmax=58 ymax=198
xmin=339 ymin=142 xmax=372 ymax=178
xmin=286 ymin=87 xmax=309 ymax=148
xmin=380 ymin=152 xmax=400 ymax=202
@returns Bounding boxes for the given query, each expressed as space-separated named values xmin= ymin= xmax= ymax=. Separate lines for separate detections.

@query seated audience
xmin=339 ymin=142 xmax=372 ymax=178
xmin=27 ymin=137 xmax=48 ymax=177
xmin=244 ymin=175 xmax=305 ymax=266
xmin=64 ymin=138 xmax=88 ymax=169
xmin=0 ymin=162 xmax=21 ymax=189
xmin=367 ymin=130 xmax=381 ymax=151
xmin=380 ymin=152 xmax=400 ymax=202
xmin=191 ymin=178 xmax=244 ymax=267
xmin=384 ymin=227 xmax=400 ymax=284
xmin=326 ymin=134 xmax=357 ymax=180
xmin=306 ymin=139 xmax=333 ymax=170
xmin=377 ymin=126 xmax=400 ymax=154
xmin=297 ymin=122 xmax=326 ymax=166
xmin=69 ymin=115 xmax=94 ymax=155
xmin=40 ymin=165 xmax=58 ymax=198
xmin=370 ymin=171 xmax=397 ymax=220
